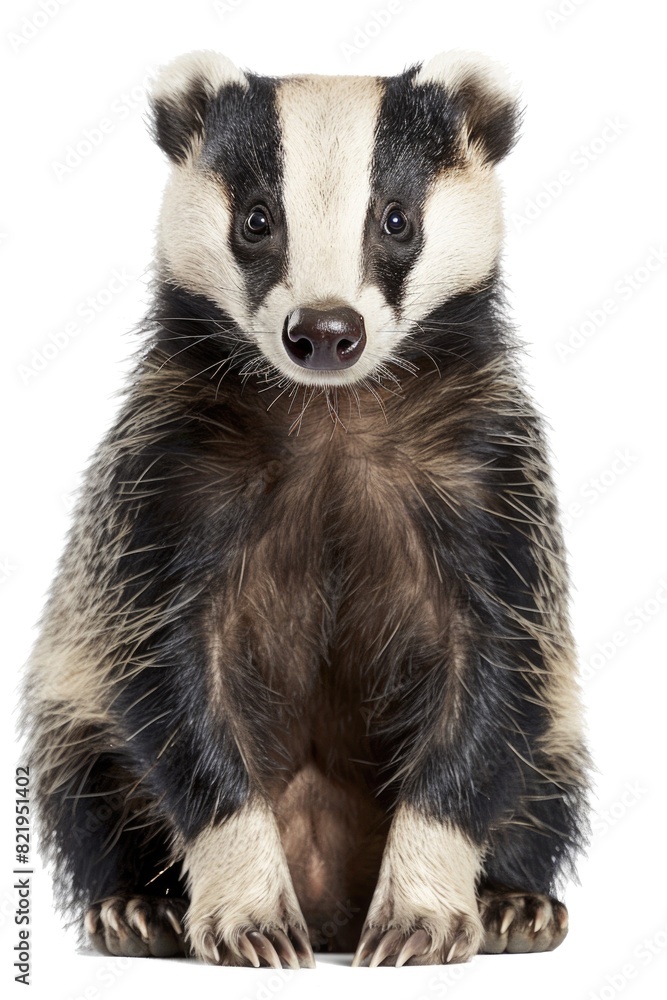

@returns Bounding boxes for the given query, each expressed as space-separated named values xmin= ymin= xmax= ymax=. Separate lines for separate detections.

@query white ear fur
xmin=150 ymin=50 xmax=247 ymax=106
xmin=414 ymin=49 xmax=519 ymax=105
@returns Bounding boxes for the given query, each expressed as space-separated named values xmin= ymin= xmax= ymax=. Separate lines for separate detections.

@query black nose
xmin=282 ymin=307 xmax=366 ymax=370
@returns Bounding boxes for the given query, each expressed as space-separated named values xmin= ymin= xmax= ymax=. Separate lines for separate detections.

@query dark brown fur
xmin=190 ymin=359 xmax=472 ymax=945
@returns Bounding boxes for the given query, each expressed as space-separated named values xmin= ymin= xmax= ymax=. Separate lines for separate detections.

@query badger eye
xmin=383 ymin=206 xmax=408 ymax=236
xmin=244 ymin=206 xmax=270 ymax=239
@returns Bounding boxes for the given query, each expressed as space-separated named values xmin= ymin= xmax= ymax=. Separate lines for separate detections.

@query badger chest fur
xmin=24 ymin=50 xmax=591 ymax=968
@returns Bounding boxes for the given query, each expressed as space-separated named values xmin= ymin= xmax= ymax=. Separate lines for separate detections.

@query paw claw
xmin=354 ymin=911 xmax=481 ymax=968
xmin=201 ymin=930 xmax=221 ymax=965
xmin=131 ymin=908 xmax=150 ymax=942
xmin=499 ymin=906 xmax=515 ymax=936
xmin=164 ymin=907 xmax=183 ymax=937
xmin=289 ymin=926 xmax=316 ymax=968
xmin=84 ymin=908 xmax=99 ymax=936
xmin=554 ymin=903 xmax=569 ymax=932
xmin=193 ymin=921 xmax=313 ymax=968
xmin=396 ymin=929 xmax=432 ymax=967
xmin=369 ymin=928 xmax=404 ymax=968
xmin=106 ymin=906 xmax=122 ymax=936
xmin=351 ymin=927 xmax=381 ymax=968
xmin=247 ymin=930 xmax=282 ymax=970
xmin=237 ymin=931 xmax=260 ymax=968
xmin=446 ymin=932 xmax=469 ymax=964
xmin=532 ymin=905 xmax=546 ymax=934
xmin=269 ymin=929 xmax=300 ymax=970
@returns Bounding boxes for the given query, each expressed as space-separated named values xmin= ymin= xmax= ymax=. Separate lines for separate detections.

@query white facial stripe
xmin=249 ymin=75 xmax=408 ymax=387
xmin=157 ymin=164 xmax=251 ymax=329
xmin=277 ymin=75 xmax=382 ymax=303
xmin=400 ymin=162 xmax=503 ymax=325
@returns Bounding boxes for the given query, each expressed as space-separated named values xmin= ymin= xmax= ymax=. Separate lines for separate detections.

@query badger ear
xmin=148 ymin=50 xmax=248 ymax=163
xmin=415 ymin=50 xmax=521 ymax=164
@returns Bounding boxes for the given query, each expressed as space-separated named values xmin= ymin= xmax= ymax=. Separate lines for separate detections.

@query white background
xmin=2 ymin=0 xmax=666 ymax=998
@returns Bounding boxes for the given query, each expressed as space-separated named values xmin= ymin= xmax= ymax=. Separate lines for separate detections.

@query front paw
xmin=352 ymin=806 xmax=485 ymax=967
xmin=479 ymin=885 xmax=568 ymax=954
xmin=183 ymin=801 xmax=315 ymax=968
xmin=352 ymin=910 xmax=484 ymax=967
xmin=85 ymin=894 xmax=187 ymax=958
xmin=188 ymin=915 xmax=315 ymax=968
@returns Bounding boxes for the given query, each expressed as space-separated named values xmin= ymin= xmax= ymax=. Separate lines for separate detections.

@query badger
xmin=23 ymin=50 xmax=591 ymax=968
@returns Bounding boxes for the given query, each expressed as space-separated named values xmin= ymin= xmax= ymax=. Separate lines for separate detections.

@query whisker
xmin=153 ymin=334 xmax=218 ymax=373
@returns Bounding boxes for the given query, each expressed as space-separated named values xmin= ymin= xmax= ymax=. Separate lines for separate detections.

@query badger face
xmin=151 ymin=51 xmax=520 ymax=389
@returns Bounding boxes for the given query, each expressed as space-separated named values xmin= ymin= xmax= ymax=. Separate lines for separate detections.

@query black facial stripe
xmin=203 ymin=76 xmax=286 ymax=311
xmin=364 ymin=67 xmax=463 ymax=311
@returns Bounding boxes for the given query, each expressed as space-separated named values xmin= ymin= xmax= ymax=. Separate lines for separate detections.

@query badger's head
xmin=149 ymin=51 xmax=520 ymax=390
